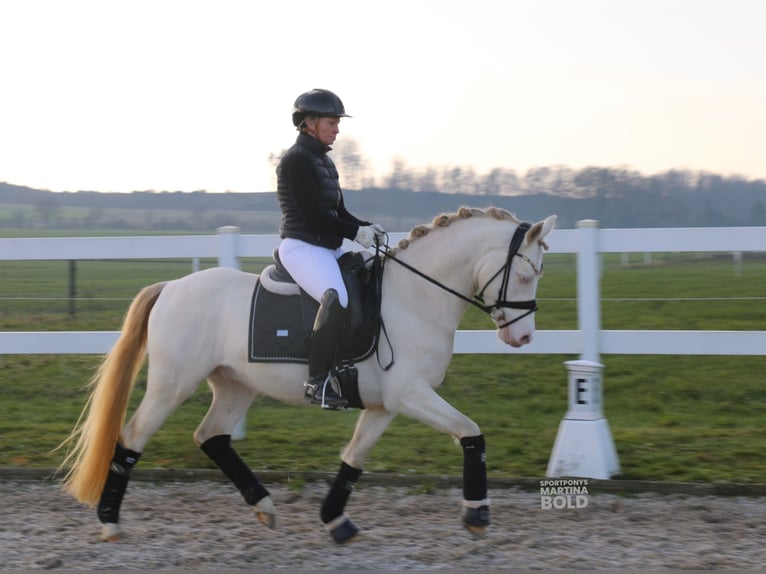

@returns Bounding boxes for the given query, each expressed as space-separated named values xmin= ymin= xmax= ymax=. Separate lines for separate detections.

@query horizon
xmin=3 ymin=160 xmax=764 ymax=197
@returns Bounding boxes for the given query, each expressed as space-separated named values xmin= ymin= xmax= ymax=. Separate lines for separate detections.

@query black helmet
xmin=292 ymin=89 xmax=351 ymax=127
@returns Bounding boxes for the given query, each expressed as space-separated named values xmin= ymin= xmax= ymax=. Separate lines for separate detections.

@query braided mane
xmin=389 ymin=206 xmax=522 ymax=254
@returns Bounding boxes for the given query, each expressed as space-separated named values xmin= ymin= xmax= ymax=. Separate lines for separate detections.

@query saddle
xmin=247 ymin=249 xmax=383 ymax=408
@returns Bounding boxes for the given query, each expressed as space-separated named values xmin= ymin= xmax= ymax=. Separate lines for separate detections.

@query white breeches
xmin=278 ymin=238 xmax=350 ymax=308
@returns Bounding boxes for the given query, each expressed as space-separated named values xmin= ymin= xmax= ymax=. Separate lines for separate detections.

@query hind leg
xmin=98 ymin=364 xmax=202 ymax=541
xmin=195 ymin=369 xmax=275 ymax=529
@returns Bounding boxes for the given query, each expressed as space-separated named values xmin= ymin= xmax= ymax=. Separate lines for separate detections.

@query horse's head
xmin=386 ymin=207 xmax=557 ymax=350
xmin=476 ymin=214 xmax=557 ymax=348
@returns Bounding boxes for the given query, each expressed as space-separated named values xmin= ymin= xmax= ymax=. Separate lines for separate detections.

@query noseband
xmin=381 ymin=222 xmax=540 ymax=330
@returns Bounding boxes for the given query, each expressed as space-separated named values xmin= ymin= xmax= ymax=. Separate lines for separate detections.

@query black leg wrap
xmin=320 ymin=461 xmax=362 ymax=524
xmin=97 ymin=443 xmax=141 ymax=524
xmin=460 ymin=434 xmax=488 ymax=502
xmin=201 ymin=434 xmax=269 ymax=505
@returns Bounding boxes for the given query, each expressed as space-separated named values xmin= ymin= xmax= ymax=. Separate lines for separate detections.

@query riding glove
xmin=354 ymin=226 xmax=375 ymax=248
xmin=371 ymin=223 xmax=386 ymax=242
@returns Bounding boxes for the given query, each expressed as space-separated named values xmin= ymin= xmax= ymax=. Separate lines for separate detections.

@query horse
xmin=59 ymin=206 xmax=557 ymax=543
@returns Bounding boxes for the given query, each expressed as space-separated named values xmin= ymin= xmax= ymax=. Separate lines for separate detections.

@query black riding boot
xmin=304 ymin=288 xmax=349 ymax=410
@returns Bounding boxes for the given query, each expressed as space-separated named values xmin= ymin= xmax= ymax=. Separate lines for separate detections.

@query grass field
xmin=0 ymin=250 xmax=764 ymax=483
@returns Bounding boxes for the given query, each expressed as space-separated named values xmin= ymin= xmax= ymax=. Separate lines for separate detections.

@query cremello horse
xmin=60 ymin=206 xmax=556 ymax=543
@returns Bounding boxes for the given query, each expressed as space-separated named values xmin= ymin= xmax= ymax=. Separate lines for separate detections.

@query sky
xmin=1 ymin=0 xmax=764 ymax=193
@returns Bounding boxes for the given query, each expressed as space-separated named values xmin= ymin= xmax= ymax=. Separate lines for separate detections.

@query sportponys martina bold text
xmin=540 ymin=478 xmax=589 ymax=509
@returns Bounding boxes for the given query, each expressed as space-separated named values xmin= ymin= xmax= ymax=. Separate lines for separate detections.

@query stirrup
xmin=304 ymin=375 xmax=348 ymax=410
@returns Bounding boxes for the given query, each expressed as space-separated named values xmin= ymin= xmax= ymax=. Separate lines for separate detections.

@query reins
xmin=377 ymin=222 xmax=539 ymax=329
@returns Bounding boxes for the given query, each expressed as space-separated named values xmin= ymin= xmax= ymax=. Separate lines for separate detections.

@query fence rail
xmin=3 ymin=221 xmax=765 ymax=477
xmin=1 ymin=223 xmax=764 ymax=357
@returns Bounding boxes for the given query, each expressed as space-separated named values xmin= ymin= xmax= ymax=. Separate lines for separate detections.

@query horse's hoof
xmin=254 ymin=497 xmax=276 ymax=529
xmin=100 ymin=522 xmax=123 ymax=542
xmin=326 ymin=514 xmax=359 ymax=544
xmin=461 ymin=505 xmax=490 ymax=538
xmin=464 ymin=524 xmax=487 ymax=538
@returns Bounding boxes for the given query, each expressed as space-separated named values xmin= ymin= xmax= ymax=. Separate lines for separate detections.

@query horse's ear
xmin=525 ymin=215 xmax=557 ymax=250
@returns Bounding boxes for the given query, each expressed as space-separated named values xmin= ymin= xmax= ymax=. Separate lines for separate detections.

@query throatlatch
xmin=97 ymin=442 xmax=141 ymax=524
xmin=200 ymin=434 xmax=269 ymax=505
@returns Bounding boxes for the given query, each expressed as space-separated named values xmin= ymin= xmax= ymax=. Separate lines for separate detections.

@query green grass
xmin=0 ymin=252 xmax=764 ymax=483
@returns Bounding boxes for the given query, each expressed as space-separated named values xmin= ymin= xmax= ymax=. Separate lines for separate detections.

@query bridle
xmin=474 ymin=222 xmax=541 ymax=327
xmin=380 ymin=222 xmax=541 ymax=329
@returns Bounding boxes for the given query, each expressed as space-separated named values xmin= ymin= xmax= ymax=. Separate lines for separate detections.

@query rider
xmin=276 ymin=88 xmax=384 ymax=409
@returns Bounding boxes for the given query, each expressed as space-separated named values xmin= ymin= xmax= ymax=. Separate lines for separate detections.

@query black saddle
xmin=248 ymin=248 xmax=381 ymax=369
xmin=269 ymin=248 xmax=367 ymax=334
xmin=268 ymin=248 xmax=296 ymax=283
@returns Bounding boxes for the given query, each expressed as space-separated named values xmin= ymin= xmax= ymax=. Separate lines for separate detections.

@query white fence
xmin=1 ymin=221 xmax=764 ymax=358
xmin=2 ymin=221 xmax=765 ymax=478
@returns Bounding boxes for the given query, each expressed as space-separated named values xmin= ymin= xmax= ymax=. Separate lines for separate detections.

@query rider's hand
xmin=354 ymin=226 xmax=375 ymax=249
xmin=371 ymin=223 xmax=386 ymax=242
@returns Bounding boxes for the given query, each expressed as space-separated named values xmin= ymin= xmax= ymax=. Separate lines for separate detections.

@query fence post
xmin=577 ymin=220 xmax=601 ymax=363
xmin=217 ymin=226 xmax=240 ymax=270
xmin=546 ymin=219 xmax=621 ymax=479
xmin=217 ymin=226 xmax=247 ymax=440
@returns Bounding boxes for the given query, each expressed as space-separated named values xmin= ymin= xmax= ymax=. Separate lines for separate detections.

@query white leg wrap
xmin=100 ymin=522 xmax=123 ymax=542
xmin=462 ymin=498 xmax=490 ymax=509
xmin=254 ymin=496 xmax=276 ymax=529
xmin=324 ymin=513 xmax=350 ymax=531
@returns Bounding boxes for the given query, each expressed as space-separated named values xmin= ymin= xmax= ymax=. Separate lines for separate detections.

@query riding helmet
xmin=292 ymin=89 xmax=351 ymax=127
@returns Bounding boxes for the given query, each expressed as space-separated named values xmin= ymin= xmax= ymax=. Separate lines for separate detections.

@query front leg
xmin=321 ymin=462 xmax=362 ymax=543
xmin=396 ymin=387 xmax=490 ymax=537
xmin=322 ymin=408 xmax=397 ymax=543
xmin=459 ymin=434 xmax=490 ymax=537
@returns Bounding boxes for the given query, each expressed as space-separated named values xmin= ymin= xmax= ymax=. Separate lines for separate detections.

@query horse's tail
xmin=59 ymin=281 xmax=167 ymax=506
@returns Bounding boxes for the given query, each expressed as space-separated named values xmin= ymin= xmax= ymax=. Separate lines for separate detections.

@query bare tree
xmin=331 ymin=138 xmax=369 ymax=190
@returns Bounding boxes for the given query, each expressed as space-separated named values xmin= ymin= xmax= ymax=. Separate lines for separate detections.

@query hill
xmin=2 ymin=166 xmax=766 ymax=233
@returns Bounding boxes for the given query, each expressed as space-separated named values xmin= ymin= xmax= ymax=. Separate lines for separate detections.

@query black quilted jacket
xmin=276 ymin=133 xmax=369 ymax=249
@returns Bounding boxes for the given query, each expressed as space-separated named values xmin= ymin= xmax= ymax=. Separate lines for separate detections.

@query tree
xmin=413 ymin=167 xmax=438 ymax=193
xmin=386 ymin=157 xmax=414 ymax=190
xmin=331 ymin=138 xmax=369 ymax=190
xmin=481 ymin=168 xmax=521 ymax=196
xmin=36 ymin=197 xmax=60 ymax=227
xmin=522 ymin=167 xmax=550 ymax=195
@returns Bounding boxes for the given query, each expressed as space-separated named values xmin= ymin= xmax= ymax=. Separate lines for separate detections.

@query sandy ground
xmin=1 ymin=479 xmax=764 ymax=571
